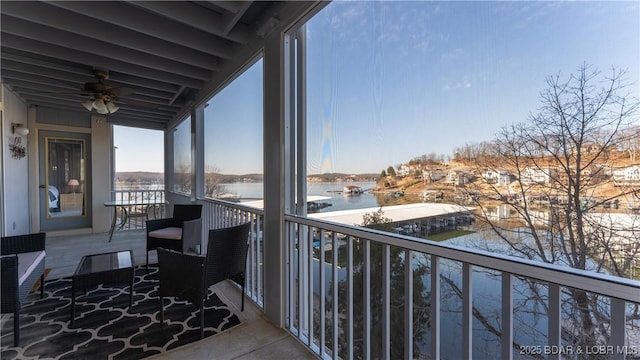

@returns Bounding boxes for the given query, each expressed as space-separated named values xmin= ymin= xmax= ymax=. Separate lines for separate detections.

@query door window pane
xmin=46 ymin=137 xmax=86 ymax=218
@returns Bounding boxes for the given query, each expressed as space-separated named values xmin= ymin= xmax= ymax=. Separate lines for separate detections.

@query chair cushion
xmin=18 ymin=251 xmax=46 ymax=286
xmin=149 ymin=227 xmax=183 ymax=240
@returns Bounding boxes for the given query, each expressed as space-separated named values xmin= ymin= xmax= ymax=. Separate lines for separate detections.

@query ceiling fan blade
xmin=110 ymin=86 xmax=135 ymax=96
xmin=35 ymin=90 xmax=92 ymax=96
xmin=117 ymin=97 xmax=161 ymax=109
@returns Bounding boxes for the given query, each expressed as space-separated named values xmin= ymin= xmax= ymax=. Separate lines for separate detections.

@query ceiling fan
xmin=78 ymin=68 xmax=134 ymax=114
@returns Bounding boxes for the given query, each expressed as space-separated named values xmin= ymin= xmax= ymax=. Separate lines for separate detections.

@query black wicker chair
xmin=157 ymin=222 xmax=251 ymax=338
xmin=1 ymin=232 xmax=46 ymax=347
xmin=146 ymin=204 xmax=202 ymax=268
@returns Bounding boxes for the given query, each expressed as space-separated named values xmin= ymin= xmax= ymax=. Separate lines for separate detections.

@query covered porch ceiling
xmin=0 ymin=1 xmax=313 ymax=130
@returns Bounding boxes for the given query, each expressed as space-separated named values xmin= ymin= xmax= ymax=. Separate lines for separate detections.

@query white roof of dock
xmin=240 ymin=195 xmax=331 ymax=209
xmin=309 ymin=203 xmax=475 ymax=226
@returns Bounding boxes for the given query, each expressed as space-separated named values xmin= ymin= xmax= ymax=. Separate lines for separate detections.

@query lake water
xmin=227 ymin=181 xmax=382 ymax=211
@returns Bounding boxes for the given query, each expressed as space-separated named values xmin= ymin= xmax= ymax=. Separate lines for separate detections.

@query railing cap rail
xmin=285 ymin=213 xmax=640 ymax=302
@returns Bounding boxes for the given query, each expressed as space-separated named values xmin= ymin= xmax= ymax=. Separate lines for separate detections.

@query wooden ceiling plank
xmin=2 ymin=2 xmax=221 ymax=71
xmin=49 ymin=1 xmax=235 ymax=59
xmin=1 ymin=33 xmax=205 ymax=89
xmin=223 ymin=2 xmax=252 ymax=36
xmin=1 ymin=16 xmax=215 ymax=80
xmin=130 ymin=1 xmax=250 ymax=44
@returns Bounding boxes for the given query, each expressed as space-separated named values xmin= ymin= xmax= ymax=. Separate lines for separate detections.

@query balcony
xmin=39 ymin=197 xmax=638 ymax=359
xmin=43 ymin=227 xmax=316 ymax=360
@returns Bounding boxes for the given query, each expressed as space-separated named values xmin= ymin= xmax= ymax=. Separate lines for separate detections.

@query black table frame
xmin=70 ymin=250 xmax=135 ymax=324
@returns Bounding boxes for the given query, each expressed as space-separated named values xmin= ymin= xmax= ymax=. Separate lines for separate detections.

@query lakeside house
xmin=520 ymin=167 xmax=558 ymax=184
xmin=422 ymin=168 xmax=447 ymax=183
xmin=482 ymin=169 xmax=512 ymax=186
xmin=613 ymin=165 xmax=640 ymax=186
xmin=446 ymin=170 xmax=469 ymax=186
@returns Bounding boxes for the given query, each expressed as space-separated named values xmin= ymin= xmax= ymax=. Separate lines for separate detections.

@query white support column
xmin=192 ymin=105 xmax=205 ymax=201
xmin=295 ymin=26 xmax=307 ymax=216
xmin=263 ymin=28 xmax=286 ymax=327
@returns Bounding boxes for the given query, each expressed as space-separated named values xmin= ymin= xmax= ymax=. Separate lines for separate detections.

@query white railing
xmin=285 ymin=214 xmax=640 ymax=360
xmin=112 ymin=189 xmax=166 ymax=230
xmin=196 ymin=198 xmax=640 ymax=360
xmin=201 ymin=198 xmax=265 ymax=308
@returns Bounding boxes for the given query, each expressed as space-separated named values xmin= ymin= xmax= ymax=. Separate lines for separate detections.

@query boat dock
xmin=309 ymin=203 xmax=475 ymax=236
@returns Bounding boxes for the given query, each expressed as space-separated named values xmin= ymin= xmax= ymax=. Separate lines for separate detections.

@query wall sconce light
xmin=11 ymin=123 xmax=29 ymax=136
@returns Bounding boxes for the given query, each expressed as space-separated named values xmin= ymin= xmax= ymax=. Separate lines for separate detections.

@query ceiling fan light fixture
xmin=93 ymin=98 xmax=107 ymax=112
xmin=82 ymin=99 xmax=94 ymax=111
xmin=106 ymin=101 xmax=119 ymax=114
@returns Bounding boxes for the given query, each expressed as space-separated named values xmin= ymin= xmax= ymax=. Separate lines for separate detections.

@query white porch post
xmin=192 ymin=105 xmax=205 ymax=201
xmin=263 ymin=28 xmax=286 ymax=326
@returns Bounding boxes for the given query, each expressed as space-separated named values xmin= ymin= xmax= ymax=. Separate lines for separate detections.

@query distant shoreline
xmin=115 ymin=172 xmax=379 ymax=184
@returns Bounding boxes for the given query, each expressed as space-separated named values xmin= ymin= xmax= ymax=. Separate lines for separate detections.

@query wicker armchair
xmin=146 ymin=204 xmax=202 ymax=268
xmin=1 ymin=232 xmax=46 ymax=347
xmin=157 ymin=222 xmax=251 ymax=338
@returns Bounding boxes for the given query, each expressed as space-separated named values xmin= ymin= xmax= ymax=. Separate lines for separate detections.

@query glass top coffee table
xmin=71 ymin=250 xmax=135 ymax=324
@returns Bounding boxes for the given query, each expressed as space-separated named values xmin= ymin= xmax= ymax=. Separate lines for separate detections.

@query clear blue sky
xmin=114 ymin=125 xmax=164 ymax=172
xmin=115 ymin=1 xmax=639 ymax=175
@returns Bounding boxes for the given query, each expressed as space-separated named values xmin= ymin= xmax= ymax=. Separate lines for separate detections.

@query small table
xmin=104 ymin=200 xmax=166 ymax=242
xmin=71 ymin=250 xmax=134 ymax=324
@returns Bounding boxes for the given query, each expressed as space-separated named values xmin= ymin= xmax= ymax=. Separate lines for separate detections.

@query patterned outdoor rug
xmin=0 ymin=266 xmax=243 ymax=360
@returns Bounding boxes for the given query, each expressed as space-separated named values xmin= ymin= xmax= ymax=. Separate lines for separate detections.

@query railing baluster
xmin=382 ymin=243 xmax=390 ymax=360
xmin=548 ymin=282 xmax=561 ymax=360
xmin=285 ymin=221 xmax=292 ymax=329
xmin=256 ymin=215 xmax=263 ymax=306
xmin=332 ymin=232 xmax=339 ymax=359
xmin=348 ymin=235 xmax=354 ymax=360
xmin=463 ymin=263 xmax=472 ymax=359
xmin=364 ymin=239 xmax=371 ymax=360
xmin=404 ymin=249 xmax=413 ymax=360
xmin=320 ymin=229 xmax=326 ymax=355
xmin=297 ymin=225 xmax=307 ymax=340
xmin=430 ymin=254 xmax=440 ymax=360
xmin=307 ymin=225 xmax=313 ymax=346
xmin=610 ymin=297 xmax=626 ymax=360
xmin=502 ymin=272 xmax=513 ymax=360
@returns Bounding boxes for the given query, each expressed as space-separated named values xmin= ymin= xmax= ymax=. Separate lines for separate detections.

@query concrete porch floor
xmin=42 ymin=229 xmax=318 ymax=360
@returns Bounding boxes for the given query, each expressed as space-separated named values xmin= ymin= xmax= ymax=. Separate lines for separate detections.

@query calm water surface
xmin=227 ymin=181 xmax=382 ymax=211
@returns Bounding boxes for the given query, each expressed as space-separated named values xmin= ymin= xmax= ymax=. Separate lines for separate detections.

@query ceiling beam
xmin=2 ymin=1 xmax=222 ymax=72
xmin=1 ymin=65 xmax=88 ymax=90
xmin=1 ymin=15 xmax=216 ymax=80
xmin=49 ymin=1 xmax=235 ymax=59
xmin=212 ymin=1 xmax=249 ymax=14
xmin=1 ymin=33 xmax=206 ymax=89
xmin=1 ymin=52 xmax=91 ymax=79
xmin=129 ymin=1 xmax=250 ymax=44
xmin=223 ymin=1 xmax=252 ymax=36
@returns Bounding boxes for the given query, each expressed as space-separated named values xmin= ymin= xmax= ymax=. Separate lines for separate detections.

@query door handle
xmin=39 ymin=184 xmax=46 ymax=189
